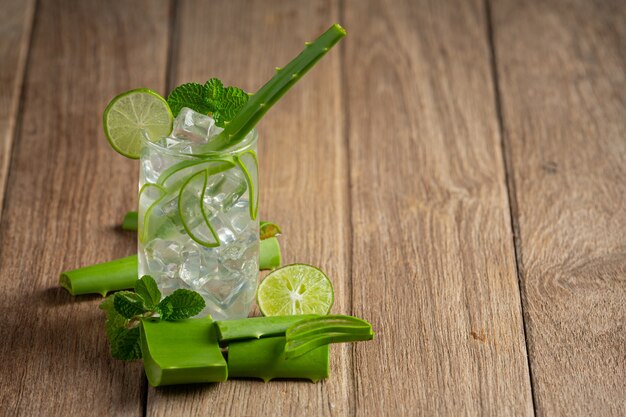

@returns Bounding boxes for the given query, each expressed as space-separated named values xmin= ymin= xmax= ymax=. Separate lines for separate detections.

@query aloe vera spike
xmin=284 ymin=330 xmax=374 ymax=360
xmin=285 ymin=315 xmax=372 ymax=339
xmin=60 ymin=237 xmax=280 ymax=296
xmin=140 ymin=318 xmax=227 ymax=386
xmin=121 ymin=211 xmax=138 ymax=231
xmin=227 ymin=336 xmax=329 ymax=383
xmin=215 ymin=315 xmax=318 ymax=342
xmin=260 ymin=237 xmax=281 ymax=270
xmin=205 ymin=24 xmax=346 ymax=151
xmin=59 ymin=255 xmax=138 ymax=296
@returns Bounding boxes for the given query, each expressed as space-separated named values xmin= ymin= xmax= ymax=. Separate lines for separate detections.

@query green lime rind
xmin=178 ymin=170 xmax=220 ymax=248
xmin=156 ymin=158 xmax=235 ymax=191
xmin=234 ymin=150 xmax=259 ymax=220
xmin=138 ymin=183 xmax=166 ymax=244
xmin=103 ymin=88 xmax=173 ymax=159
xmin=284 ymin=331 xmax=374 ymax=359
xmin=256 ymin=264 xmax=334 ymax=317
xmin=285 ymin=315 xmax=373 ymax=340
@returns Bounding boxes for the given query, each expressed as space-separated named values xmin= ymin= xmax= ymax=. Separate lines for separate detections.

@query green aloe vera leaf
xmin=59 ymin=255 xmax=138 ymax=297
xmin=259 ymin=237 xmax=281 ymax=270
xmin=156 ymin=158 xmax=235 ymax=191
xmin=140 ymin=317 xmax=227 ymax=386
xmin=285 ymin=315 xmax=373 ymax=340
xmin=234 ymin=150 xmax=258 ymax=220
xmin=60 ymin=238 xmax=281 ymax=296
xmin=227 ymin=336 xmax=329 ymax=383
xmin=215 ymin=315 xmax=318 ymax=342
xmin=204 ymin=24 xmax=346 ymax=152
xmin=178 ymin=170 xmax=220 ymax=247
xmin=121 ymin=211 xmax=138 ymax=231
xmin=284 ymin=331 xmax=373 ymax=360
xmin=259 ymin=221 xmax=282 ymax=240
xmin=283 ymin=315 xmax=374 ymax=359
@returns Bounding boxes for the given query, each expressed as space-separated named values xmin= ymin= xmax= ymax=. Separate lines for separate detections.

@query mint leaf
xmin=203 ymin=78 xmax=224 ymax=110
xmin=213 ymin=86 xmax=248 ymax=127
xmin=100 ymin=296 xmax=142 ymax=361
xmin=157 ymin=289 xmax=206 ymax=320
xmin=113 ymin=291 xmax=147 ymax=319
xmin=135 ymin=275 xmax=161 ymax=308
xmin=167 ymin=82 xmax=212 ymax=116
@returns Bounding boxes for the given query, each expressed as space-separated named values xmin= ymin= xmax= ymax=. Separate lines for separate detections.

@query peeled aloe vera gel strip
xmin=215 ymin=315 xmax=318 ymax=342
xmin=227 ymin=336 xmax=329 ymax=382
xmin=140 ymin=318 xmax=227 ymax=386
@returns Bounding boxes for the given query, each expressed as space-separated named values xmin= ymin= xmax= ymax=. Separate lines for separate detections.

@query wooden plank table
xmin=0 ymin=0 xmax=623 ymax=415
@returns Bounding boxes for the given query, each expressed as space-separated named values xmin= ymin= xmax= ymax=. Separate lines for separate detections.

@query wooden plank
xmin=491 ymin=0 xmax=626 ymax=415
xmin=0 ymin=0 xmax=35 ymax=221
xmin=147 ymin=1 xmax=351 ymax=415
xmin=0 ymin=0 xmax=169 ymax=415
xmin=344 ymin=0 xmax=534 ymax=414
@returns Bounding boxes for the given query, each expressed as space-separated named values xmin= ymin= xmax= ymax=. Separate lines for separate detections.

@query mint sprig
xmin=167 ymin=78 xmax=249 ymax=127
xmin=99 ymin=275 xmax=206 ymax=361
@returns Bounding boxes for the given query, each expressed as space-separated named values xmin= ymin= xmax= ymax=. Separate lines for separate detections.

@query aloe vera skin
xmin=140 ymin=317 xmax=227 ymax=386
xmin=59 ymin=255 xmax=138 ymax=296
xmin=204 ymin=24 xmax=346 ymax=152
xmin=121 ymin=211 xmax=138 ymax=231
xmin=215 ymin=315 xmax=318 ymax=342
xmin=227 ymin=336 xmax=329 ymax=383
xmin=259 ymin=237 xmax=281 ymax=270
xmin=284 ymin=316 xmax=374 ymax=359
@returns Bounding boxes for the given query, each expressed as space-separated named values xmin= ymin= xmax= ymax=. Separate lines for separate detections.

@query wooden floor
xmin=0 ymin=0 xmax=624 ymax=415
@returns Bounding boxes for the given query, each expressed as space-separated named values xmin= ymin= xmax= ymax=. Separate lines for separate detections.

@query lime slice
xmin=103 ymin=88 xmax=172 ymax=159
xmin=257 ymin=264 xmax=334 ymax=316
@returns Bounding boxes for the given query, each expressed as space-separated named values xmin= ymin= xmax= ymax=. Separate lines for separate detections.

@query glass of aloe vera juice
xmin=138 ymin=111 xmax=260 ymax=321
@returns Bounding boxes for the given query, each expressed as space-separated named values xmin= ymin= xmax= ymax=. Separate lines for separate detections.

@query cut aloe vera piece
xmin=227 ymin=336 xmax=329 ymax=383
xmin=178 ymin=170 xmax=220 ymax=247
xmin=259 ymin=237 xmax=281 ymax=270
xmin=284 ymin=315 xmax=374 ymax=359
xmin=138 ymin=183 xmax=166 ymax=243
xmin=140 ymin=317 xmax=227 ymax=386
xmin=59 ymin=255 xmax=138 ymax=296
xmin=121 ymin=211 xmax=138 ymax=231
xmin=234 ymin=150 xmax=258 ymax=220
xmin=215 ymin=315 xmax=318 ymax=342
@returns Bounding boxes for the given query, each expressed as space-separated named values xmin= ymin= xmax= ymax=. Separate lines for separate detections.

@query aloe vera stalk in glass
xmin=138 ymin=108 xmax=259 ymax=320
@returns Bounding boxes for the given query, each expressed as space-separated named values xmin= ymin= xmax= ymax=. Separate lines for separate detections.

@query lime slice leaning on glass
xmin=103 ymin=88 xmax=173 ymax=159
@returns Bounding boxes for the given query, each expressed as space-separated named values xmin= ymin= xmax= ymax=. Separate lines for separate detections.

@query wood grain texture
xmin=492 ymin=0 xmax=626 ymax=415
xmin=344 ymin=0 xmax=534 ymax=414
xmin=145 ymin=1 xmax=352 ymax=416
xmin=0 ymin=0 xmax=169 ymax=415
xmin=0 ymin=0 xmax=35 ymax=221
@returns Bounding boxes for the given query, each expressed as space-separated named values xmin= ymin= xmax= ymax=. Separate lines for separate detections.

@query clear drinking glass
xmin=138 ymin=128 xmax=259 ymax=320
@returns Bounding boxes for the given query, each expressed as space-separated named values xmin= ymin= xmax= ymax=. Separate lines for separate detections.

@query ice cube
xmin=171 ymin=107 xmax=220 ymax=143
xmin=179 ymin=245 xmax=202 ymax=287
xmin=203 ymin=170 xmax=247 ymax=213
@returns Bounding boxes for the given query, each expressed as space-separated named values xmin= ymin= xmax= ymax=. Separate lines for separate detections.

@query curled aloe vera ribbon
xmin=284 ymin=315 xmax=374 ymax=359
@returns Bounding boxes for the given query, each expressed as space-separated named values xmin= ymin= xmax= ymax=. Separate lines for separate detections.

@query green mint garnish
xmin=100 ymin=275 xmax=206 ymax=361
xmin=167 ymin=78 xmax=249 ymax=128
xmin=158 ymin=289 xmax=206 ymax=320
